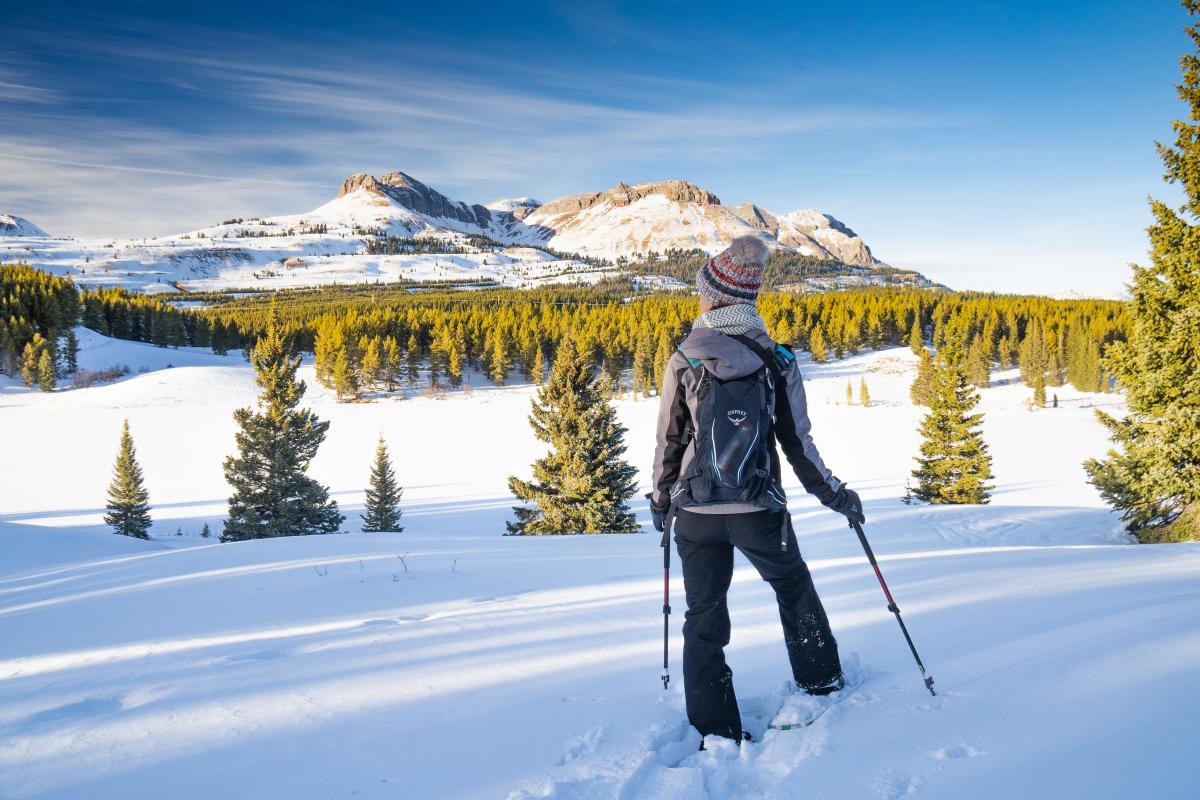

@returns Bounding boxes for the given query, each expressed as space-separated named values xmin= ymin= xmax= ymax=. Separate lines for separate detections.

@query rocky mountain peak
xmin=534 ymin=179 xmax=721 ymax=217
xmin=337 ymin=170 xmax=492 ymax=228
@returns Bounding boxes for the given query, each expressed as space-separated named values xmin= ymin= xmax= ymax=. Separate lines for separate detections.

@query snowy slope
xmin=0 ymin=213 xmax=49 ymax=237
xmin=2 ymin=334 xmax=1196 ymax=799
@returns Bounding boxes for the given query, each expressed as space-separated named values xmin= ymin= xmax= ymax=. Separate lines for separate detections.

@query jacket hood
xmin=678 ymin=327 xmax=775 ymax=380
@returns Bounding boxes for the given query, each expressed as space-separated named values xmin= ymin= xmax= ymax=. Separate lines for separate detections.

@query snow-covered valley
xmin=1 ymin=332 xmax=1196 ymax=799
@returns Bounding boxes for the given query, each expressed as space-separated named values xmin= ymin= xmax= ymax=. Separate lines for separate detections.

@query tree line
xmin=198 ymin=283 xmax=1126 ymax=402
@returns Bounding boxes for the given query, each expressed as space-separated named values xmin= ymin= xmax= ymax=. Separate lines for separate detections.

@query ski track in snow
xmin=2 ymin=335 xmax=1199 ymax=798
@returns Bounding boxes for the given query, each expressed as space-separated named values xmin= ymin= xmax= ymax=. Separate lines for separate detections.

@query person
xmin=648 ymin=235 xmax=864 ymax=744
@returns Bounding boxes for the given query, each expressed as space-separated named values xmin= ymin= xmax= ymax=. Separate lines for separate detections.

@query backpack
xmin=668 ymin=334 xmax=791 ymax=512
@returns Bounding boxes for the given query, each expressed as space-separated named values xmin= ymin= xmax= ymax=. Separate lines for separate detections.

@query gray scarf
xmin=694 ymin=303 xmax=768 ymax=336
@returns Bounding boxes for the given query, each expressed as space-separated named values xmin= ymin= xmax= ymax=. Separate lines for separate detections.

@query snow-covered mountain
xmin=0 ymin=171 xmax=914 ymax=294
xmin=522 ymin=180 xmax=878 ymax=266
xmin=0 ymin=213 xmax=50 ymax=237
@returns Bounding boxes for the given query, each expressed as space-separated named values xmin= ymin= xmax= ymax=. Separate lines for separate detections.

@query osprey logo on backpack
xmin=726 ymin=409 xmax=748 ymax=426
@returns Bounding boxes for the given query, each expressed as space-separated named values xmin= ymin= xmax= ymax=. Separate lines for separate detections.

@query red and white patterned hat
xmin=696 ymin=235 xmax=770 ymax=306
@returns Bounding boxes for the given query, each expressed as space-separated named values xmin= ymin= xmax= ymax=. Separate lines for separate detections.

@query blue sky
xmin=0 ymin=0 xmax=1188 ymax=295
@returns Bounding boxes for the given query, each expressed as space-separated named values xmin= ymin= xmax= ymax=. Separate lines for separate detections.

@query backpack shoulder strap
xmin=730 ymin=334 xmax=790 ymax=382
xmin=675 ymin=344 xmax=704 ymax=377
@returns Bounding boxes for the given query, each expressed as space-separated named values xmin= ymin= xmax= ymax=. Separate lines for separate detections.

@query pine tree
xmin=532 ymin=345 xmax=546 ymax=386
xmin=222 ymin=307 xmax=343 ymax=541
xmin=809 ymin=324 xmax=828 ymax=363
xmin=859 ymin=377 xmax=870 ymax=407
xmin=1086 ymin=4 xmax=1200 ymax=541
xmin=360 ymin=337 xmax=383 ymax=390
xmin=449 ymin=345 xmax=465 ymax=387
xmin=846 ymin=378 xmax=854 ymax=405
xmin=64 ymin=329 xmax=78 ymax=374
xmin=406 ymin=333 xmax=421 ymax=385
xmin=104 ymin=419 xmax=152 ymax=539
xmin=908 ymin=319 xmax=923 ymax=355
xmin=1032 ymin=368 xmax=1047 ymax=409
xmin=36 ymin=348 xmax=55 ymax=392
xmin=909 ymin=335 xmax=993 ymax=504
xmin=507 ymin=337 xmax=638 ymax=534
xmin=965 ymin=336 xmax=991 ymax=388
xmin=200 ymin=523 xmax=211 ymax=538
xmin=333 ymin=349 xmax=359 ymax=400
xmin=20 ymin=333 xmax=43 ymax=387
xmin=910 ymin=348 xmax=935 ymax=406
xmin=487 ymin=334 xmax=509 ymax=385
xmin=653 ymin=330 xmax=672 ymax=395
xmin=383 ymin=337 xmax=402 ymax=392
xmin=361 ymin=435 xmax=403 ymax=532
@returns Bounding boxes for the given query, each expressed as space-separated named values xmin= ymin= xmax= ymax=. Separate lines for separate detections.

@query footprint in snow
xmin=933 ymin=743 xmax=983 ymax=760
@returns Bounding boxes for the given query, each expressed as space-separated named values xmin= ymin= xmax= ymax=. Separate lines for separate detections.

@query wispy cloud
xmin=0 ymin=15 xmax=960 ymax=238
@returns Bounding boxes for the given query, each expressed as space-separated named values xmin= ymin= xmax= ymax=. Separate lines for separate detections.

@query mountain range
xmin=0 ymin=171 xmax=928 ymax=294
xmin=330 ymin=171 xmax=880 ymax=266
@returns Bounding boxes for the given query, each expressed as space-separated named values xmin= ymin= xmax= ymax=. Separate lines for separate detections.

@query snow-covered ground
xmin=1 ymin=333 xmax=1197 ymax=799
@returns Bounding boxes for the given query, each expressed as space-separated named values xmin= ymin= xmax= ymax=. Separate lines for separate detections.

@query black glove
xmin=826 ymin=486 xmax=865 ymax=524
xmin=646 ymin=492 xmax=670 ymax=532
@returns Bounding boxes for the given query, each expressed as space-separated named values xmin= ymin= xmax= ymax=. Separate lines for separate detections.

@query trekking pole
xmin=849 ymin=519 xmax=936 ymax=696
xmin=660 ymin=508 xmax=676 ymax=691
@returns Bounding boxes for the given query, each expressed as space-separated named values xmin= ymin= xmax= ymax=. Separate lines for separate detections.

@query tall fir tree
xmin=104 ymin=419 xmax=152 ymax=539
xmin=507 ymin=337 xmax=638 ymax=534
xmin=1086 ymin=3 xmax=1200 ymax=541
xmin=909 ymin=336 xmax=994 ymax=504
xmin=361 ymin=435 xmax=404 ymax=532
xmin=222 ymin=306 xmax=343 ymax=541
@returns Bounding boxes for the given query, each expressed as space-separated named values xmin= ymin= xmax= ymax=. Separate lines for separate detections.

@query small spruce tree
xmin=222 ymin=307 xmax=343 ymax=541
xmin=859 ymin=377 xmax=870 ymax=407
xmin=909 ymin=336 xmax=994 ymax=504
xmin=362 ymin=435 xmax=404 ymax=532
xmin=104 ymin=419 xmax=152 ymax=539
xmin=200 ymin=522 xmax=211 ymax=538
xmin=846 ymin=378 xmax=854 ymax=405
xmin=507 ymin=337 xmax=638 ymax=534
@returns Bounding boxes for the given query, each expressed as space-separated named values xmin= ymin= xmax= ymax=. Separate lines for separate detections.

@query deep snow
xmin=1 ymin=333 xmax=1198 ymax=799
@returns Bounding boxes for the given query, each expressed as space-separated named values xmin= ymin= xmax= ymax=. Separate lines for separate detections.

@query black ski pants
xmin=674 ymin=508 xmax=842 ymax=740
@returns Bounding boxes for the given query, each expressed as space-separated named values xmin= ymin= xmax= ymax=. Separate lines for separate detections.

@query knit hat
xmin=696 ymin=235 xmax=769 ymax=306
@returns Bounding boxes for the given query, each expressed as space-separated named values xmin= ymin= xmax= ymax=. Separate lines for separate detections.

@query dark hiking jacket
xmin=650 ymin=327 xmax=843 ymax=514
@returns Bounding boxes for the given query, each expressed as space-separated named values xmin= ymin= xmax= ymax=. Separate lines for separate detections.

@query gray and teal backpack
xmin=669 ymin=334 xmax=792 ymax=512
